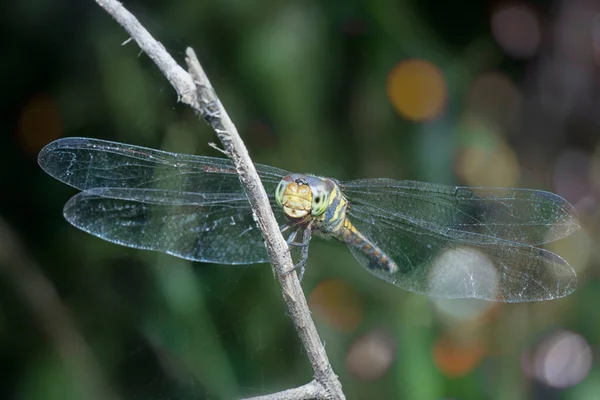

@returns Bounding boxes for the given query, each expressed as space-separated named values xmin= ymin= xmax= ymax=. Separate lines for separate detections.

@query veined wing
xmin=63 ymin=188 xmax=275 ymax=264
xmin=38 ymin=137 xmax=291 ymax=264
xmin=342 ymin=178 xmax=579 ymax=246
xmin=38 ymin=137 xmax=288 ymax=201
xmin=346 ymin=194 xmax=578 ymax=302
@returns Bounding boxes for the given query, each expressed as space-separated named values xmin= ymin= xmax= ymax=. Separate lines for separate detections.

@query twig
xmin=240 ymin=380 xmax=324 ymax=400
xmin=0 ymin=218 xmax=120 ymax=400
xmin=93 ymin=1 xmax=345 ymax=399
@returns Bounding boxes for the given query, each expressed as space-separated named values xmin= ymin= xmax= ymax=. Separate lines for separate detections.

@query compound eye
xmin=275 ymin=181 xmax=286 ymax=205
xmin=311 ymin=189 xmax=329 ymax=215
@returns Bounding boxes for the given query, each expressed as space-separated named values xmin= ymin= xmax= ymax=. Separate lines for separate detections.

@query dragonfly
xmin=38 ymin=137 xmax=580 ymax=302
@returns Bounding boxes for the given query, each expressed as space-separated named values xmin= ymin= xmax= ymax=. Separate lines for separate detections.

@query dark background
xmin=1 ymin=0 xmax=599 ymax=399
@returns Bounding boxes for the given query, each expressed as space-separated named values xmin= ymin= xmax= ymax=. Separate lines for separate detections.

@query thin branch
xmin=240 ymin=380 xmax=325 ymax=400
xmin=93 ymin=0 xmax=345 ymax=399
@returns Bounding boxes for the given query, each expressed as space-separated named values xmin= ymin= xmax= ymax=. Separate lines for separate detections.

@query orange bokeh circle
xmin=387 ymin=59 xmax=447 ymax=121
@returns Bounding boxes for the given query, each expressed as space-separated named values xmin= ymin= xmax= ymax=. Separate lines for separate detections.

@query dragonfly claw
xmin=286 ymin=259 xmax=307 ymax=281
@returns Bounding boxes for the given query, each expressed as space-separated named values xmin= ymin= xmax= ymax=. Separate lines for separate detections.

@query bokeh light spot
xmin=546 ymin=228 xmax=590 ymax=277
xmin=491 ymin=4 xmax=541 ymax=59
xmin=17 ymin=93 xmax=62 ymax=156
xmin=433 ymin=334 xmax=485 ymax=377
xmin=553 ymin=149 xmax=590 ymax=204
xmin=308 ymin=278 xmax=363 ymax=332
xmin=433 ymin=295 xmax=497 ymax=324
xmin=523 ymin=330 xmax=592 ymax=388
xmin=387 ymin=59 xmax=447 ymax=122
xmin=465 ymin=72 xmax=521 ymax=134
xmin=455 ymin=115 xmax=520 ymax=187
xmin=428 ymin=246 xmax=499 ymax=301
xmin=346 ymin=329 xmax=396 ymax=381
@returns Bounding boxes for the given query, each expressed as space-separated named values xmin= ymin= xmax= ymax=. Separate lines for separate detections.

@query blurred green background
xmin=1 ymin=0 xmax=599 ymax=399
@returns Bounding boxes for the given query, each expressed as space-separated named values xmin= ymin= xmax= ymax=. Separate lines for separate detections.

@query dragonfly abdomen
xmin=337 ymin=218 xmax=399 ymax=274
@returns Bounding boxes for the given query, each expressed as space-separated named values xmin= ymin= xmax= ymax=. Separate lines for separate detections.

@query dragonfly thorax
xmin=275 ymin=173 xmax=339 ymax=220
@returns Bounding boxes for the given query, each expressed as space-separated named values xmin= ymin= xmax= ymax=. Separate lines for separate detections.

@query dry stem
xmin=93 ymin=0 xmax=345 ymax=398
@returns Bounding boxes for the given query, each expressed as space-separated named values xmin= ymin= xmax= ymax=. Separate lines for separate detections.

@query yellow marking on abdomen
xmin=338 ymin=218 xmax=398 ymax=273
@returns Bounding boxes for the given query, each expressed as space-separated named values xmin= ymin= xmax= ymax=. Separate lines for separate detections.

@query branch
xmin=240 ymin=380 xmax=324 ymax=400
xmin=93 ymin=1 xmax=345 ymax=399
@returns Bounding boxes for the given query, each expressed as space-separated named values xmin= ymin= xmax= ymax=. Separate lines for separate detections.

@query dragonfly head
xmin=276 ymin=174 xmax=334 ymax=219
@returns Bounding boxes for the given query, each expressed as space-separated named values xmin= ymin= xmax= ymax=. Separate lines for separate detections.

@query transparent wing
xmin=343 ymin=179 xmax=579 ymax=302
xmin=63 ymin=188 xmax=278 ymax=264
xmin=38 ymin=137 xmax=288 ymax=194
xmin=38 ymin=137 xmax=290 ymax=264
xmin=342 ymin=179 xmax=579 ymax=245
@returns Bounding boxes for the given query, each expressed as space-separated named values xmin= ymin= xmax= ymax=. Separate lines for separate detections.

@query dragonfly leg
xmin=287 ymin=233 xmax=310 ymax=248
xmin=280 ymin=223 xmax=291 ymax=234
xmin=281 ymin=224 xmax=310 ymax=248
xmin=286 ymin=225 xmax=312 ymax=281
xmin=287 ymin=222 xmax=312 ymax=248
xmin=285 ymin=228 xmax=299 ymax=245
